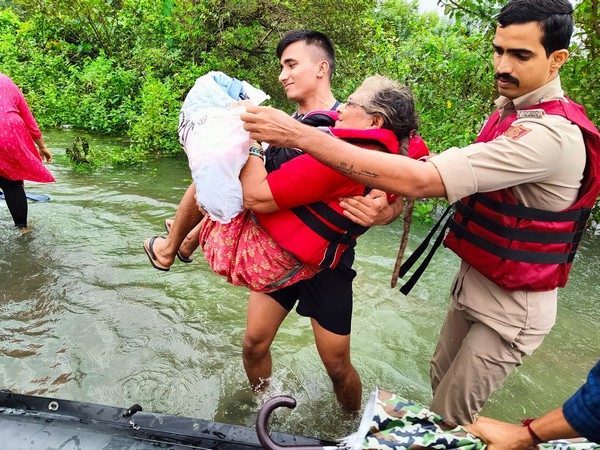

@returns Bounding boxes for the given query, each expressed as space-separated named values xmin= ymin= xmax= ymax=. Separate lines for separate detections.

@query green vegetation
xmin=1 ymin=0 xmax=599 ymax=219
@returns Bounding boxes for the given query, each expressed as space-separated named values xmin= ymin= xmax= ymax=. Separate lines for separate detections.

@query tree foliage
xmin=0 ymin=0 xmax=598 ymax=162
xmin=2 ymin=0 xmax=378 ymax=158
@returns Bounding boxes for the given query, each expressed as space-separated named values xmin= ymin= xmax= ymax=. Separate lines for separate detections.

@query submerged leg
xmin=242 ymin=291 xmax=289 ymax=391
xmin=0 ymin=176 xmax=28 ymax=228
xmin=312 ymin=320 xmax=362 ymax=412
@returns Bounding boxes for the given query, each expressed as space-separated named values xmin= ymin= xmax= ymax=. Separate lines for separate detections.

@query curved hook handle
xmin=256 ymin=395 xmax=328 ymax=450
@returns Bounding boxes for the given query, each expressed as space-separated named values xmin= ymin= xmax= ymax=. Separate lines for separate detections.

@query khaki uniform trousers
xmin=429 ymin=301 xmax=547 ymax=425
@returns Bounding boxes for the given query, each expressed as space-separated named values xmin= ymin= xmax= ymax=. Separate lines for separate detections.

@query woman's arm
xmin=240 ymin=144 xmax=279 ymax=213
xmin=241 ymin=143 xmax=355 ymax=214
xmin=12 ymin=80 xmax=43 ymax=139
xmin=34 ymin=136 xmax=52 ymax=163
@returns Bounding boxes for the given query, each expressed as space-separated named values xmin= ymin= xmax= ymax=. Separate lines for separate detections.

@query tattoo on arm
xmin=332 ymin=162 xmax=379 ymax=179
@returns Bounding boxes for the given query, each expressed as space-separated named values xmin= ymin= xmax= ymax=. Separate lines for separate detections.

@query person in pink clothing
xmin=0 ymin=73 xmax=54 ymax=231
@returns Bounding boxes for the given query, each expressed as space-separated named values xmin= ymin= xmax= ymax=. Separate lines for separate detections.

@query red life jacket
xmin=443 ymin=99 xmax=600 ymax=291
xmin=288 ymin=127 xmax=429 ymax=269
xmin=263 ymin=109 xmax=430 ymax=269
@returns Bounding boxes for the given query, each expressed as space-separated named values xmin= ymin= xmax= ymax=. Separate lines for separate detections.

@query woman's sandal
xmin=143 ymin=236 xmax=170 ymax=271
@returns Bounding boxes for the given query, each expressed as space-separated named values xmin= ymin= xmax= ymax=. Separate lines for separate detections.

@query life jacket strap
xmin=472 ymin=193 xmax=591 ymax=222
xmin=455 ymin=200 xmax=590 ymax=244
xmin=398 ymin=204 xmax=454 ymax=295
xmin=292 ymin=201 xmax=369 ymax=268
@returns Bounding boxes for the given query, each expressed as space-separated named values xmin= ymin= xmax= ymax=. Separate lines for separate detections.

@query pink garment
xmin=199 ymin=211 xmax=321 ymax=293
xmin=0 ymin=73 xmax=54 ymax=182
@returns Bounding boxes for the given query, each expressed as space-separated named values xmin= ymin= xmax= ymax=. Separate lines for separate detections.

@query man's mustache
xmin=494 ymin=73 xmax=520 ymax=86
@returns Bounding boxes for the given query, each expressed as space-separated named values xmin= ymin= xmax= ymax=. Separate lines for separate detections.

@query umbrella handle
xmin=256 ymin=395 xmax=331 ymax=450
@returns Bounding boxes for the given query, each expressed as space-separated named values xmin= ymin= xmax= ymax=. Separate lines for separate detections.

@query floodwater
xmin=1 ymin=128 xmax=599 ymax=441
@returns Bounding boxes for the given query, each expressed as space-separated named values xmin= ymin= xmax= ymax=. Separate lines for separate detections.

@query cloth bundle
xmin=178 ymin=71 xmax=269 ymax=223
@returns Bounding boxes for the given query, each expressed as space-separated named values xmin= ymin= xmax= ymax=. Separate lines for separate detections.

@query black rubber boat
xmin=0 ymin=390 xmax=339 ymax=450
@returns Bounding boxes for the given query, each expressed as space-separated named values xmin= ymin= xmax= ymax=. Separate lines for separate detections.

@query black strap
xmin=455 ymin=201 xmax=589 ymax=244
xmin=447 ymin=221 xmax=578 ymax=264
xmin=292 ymin=204 xmax=345 ymax=242
xmin=307 ymin=202 xmax=369 ymax=236
xmin=450 ymin=194 xmax=591 ymax=264
xmin=398 ymin=204 xmax=454 ymax=295
xmin=472 ymin=194 xmax=590 ymax=222
xmin=321 ymin=241 xmax=342 ymax=269
xmin=454 ymin=195 xmax=477 ymax=239
xmin=398 ymin=195 xmax=591 ymax=295
xmin=292 ymin=202 xmax=368 ymax=268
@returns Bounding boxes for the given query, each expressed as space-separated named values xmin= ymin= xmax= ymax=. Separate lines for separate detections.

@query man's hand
xmin=465 ymin=417 xmax=532 ymax=450
xmin=241 ymin=105 xmax=303 ymax=147
xmin=339 ymin=189 xmax=403 ymax=226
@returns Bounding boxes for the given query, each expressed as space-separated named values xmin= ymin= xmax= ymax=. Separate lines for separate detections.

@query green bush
xmin=66 ymin=55 xmax=140 ymax=134
xmin=128 ymin=75 xmax=181 ymax=162
xmin=2 ymin=0 xmax=598 ymax=222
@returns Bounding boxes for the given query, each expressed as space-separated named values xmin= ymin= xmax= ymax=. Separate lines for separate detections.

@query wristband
xmin=249 ymin=143 xmax=264 ymax=155
xmin=520 ymin=419 xmax=543 ymax=445
xmin=249 ymin=143 xmax=265 ymax=160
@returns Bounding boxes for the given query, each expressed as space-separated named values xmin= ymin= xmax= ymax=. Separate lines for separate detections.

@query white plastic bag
xmin=178 ymin=71 xmax=269 ymax=223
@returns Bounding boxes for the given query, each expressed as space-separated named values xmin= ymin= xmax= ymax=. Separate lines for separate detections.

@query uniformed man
xmin=240 ymin=0 xmax=600 ymax=424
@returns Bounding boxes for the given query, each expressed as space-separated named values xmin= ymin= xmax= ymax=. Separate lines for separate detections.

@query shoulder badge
xmin=517 ymin=109 xmax=545 ymax=119
xmin=502 ymin=125 xmax=532 ymax=140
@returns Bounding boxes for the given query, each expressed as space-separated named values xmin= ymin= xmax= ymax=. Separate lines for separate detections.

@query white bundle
xmin=178 ymin=71 xmax=269 ymax=223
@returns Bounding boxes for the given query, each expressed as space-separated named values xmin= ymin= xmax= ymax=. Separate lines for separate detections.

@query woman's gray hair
xmin=360 ymin=75 xmax=419 ymax=155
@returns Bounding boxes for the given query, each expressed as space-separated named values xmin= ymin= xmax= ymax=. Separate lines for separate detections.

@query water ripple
xmin=1 ymin=135 xmax=599 ymax=438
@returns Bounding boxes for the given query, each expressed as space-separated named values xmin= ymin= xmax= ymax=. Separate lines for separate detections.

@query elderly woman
xmin=197 ymin=75 xmax=427 ymax=292
xmin=0 ymin=73 xmax=54 ymax=232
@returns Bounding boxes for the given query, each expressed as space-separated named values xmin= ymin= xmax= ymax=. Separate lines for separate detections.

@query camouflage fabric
xmin=539 ymin=440 xmax=600 ymax=450
xmin=343 ymin=388 xmax=599 ymax=450
xmin=359 ymin=388 xmax=483 ymax=450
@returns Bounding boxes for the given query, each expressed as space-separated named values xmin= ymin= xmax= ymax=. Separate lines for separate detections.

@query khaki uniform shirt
xmin=429 ymin=77 xmax=586 ymax=344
